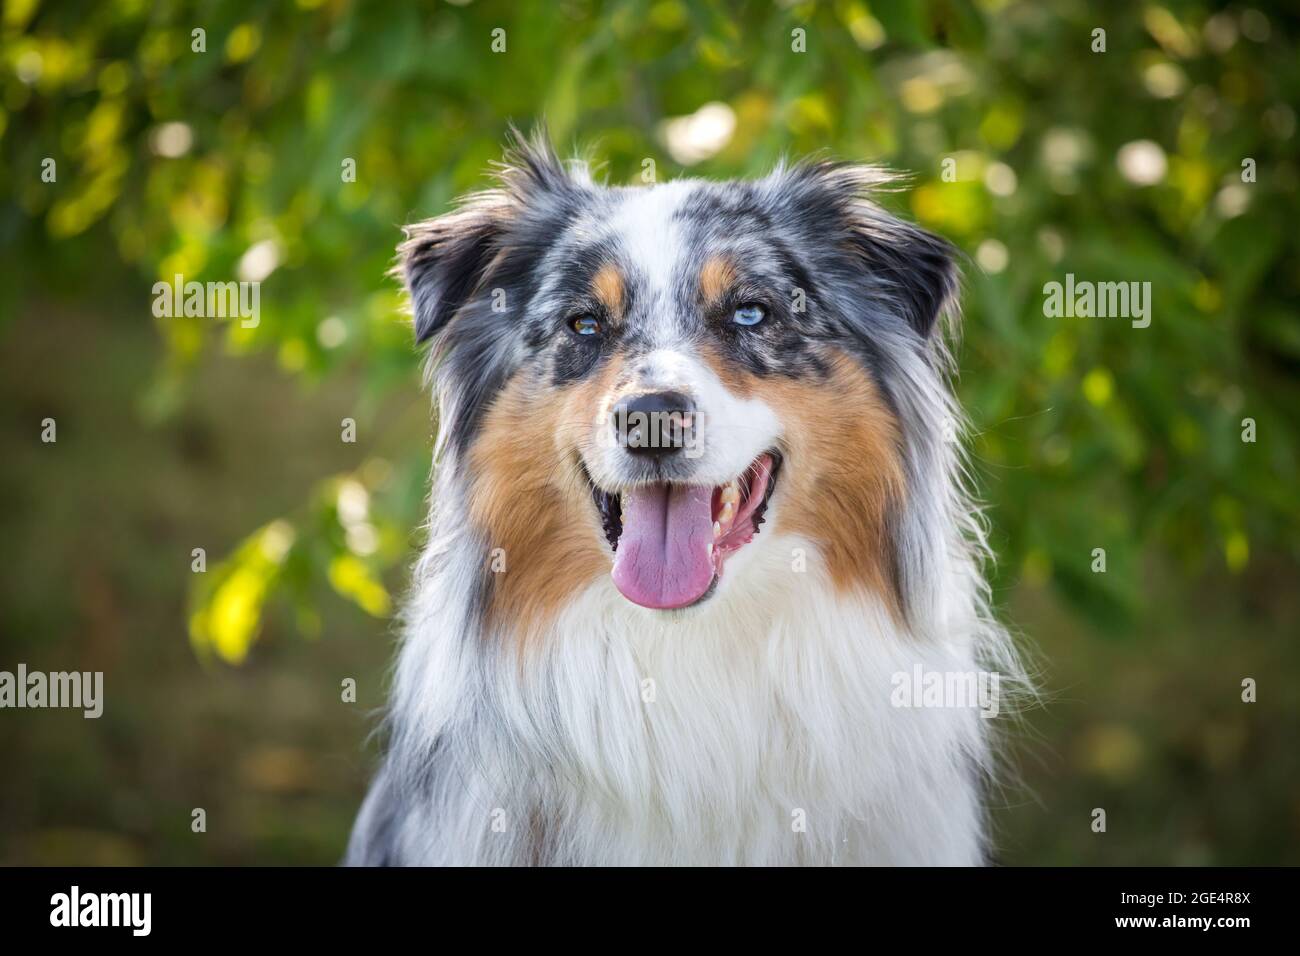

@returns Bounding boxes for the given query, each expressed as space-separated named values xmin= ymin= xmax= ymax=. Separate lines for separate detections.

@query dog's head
xmin=401 ymin=133 xmax=959 ymax=630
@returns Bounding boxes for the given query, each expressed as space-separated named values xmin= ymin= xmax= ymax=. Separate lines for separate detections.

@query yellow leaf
xmin=328 ymin=555 xmax=391 ymax=617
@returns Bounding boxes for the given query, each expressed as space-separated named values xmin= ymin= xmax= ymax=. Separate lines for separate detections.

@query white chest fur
xmin=388 ymin=533 xmax=996 ymax=866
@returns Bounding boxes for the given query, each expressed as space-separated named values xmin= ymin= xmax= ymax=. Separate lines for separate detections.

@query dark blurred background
xmin=1 ymin=0 xmax=1297 ymax=864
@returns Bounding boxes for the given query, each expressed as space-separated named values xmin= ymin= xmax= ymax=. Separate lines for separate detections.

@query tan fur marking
xmin=698 ymin=348 xmax=907 ymax=614
xmin=770 ymin=356 xmax=906 ymax=614
xmin=699 ymin=256 xmax=736 ymax=307
xmin=468 ymin=358 xmax=625 ymax=644
xmin=591 ymin=263 xmax=624 ymax=318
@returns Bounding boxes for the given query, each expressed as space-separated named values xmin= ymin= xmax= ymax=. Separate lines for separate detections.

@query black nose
xmin=612 ymin=390 xmax=696 ymax=457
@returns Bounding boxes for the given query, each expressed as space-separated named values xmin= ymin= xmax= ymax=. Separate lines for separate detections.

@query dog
xmin=345 ymin=132 xmax=1025 ymax=865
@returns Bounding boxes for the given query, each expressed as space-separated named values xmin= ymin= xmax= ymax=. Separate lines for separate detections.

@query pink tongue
xmin=611 ymin=484 xmax=716 ymax=609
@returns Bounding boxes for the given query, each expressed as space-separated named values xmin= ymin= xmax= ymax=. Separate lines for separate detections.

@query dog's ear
xmin=399 ymin=128 xmax=578 ymax=344
xmin=779 ymin=162 xmax=960 ymax=342
xmin=399 ymin=195 xmax=511 ymax=344
xmin=846 ymin=203 xmax=959 ymax=342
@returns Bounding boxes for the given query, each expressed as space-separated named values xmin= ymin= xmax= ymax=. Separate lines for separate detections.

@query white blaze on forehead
xmin=607 ymin=181 xmax=697 ymax=345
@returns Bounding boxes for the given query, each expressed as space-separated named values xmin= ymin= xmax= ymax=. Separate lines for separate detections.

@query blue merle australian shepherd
xmin=346 ymin=132 xmax=1026 ymax=866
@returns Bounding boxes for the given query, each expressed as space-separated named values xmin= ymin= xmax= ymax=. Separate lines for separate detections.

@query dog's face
xmin=402 ymin=138 xmax=957 ymax=631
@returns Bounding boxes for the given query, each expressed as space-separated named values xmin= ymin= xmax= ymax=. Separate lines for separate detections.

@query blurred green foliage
xmin=2 ymin=0 xmax=1297 ymax=664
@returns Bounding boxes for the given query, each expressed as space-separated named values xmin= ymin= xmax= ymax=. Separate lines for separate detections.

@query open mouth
xmin=590 ymin=452 xmax=782 ymax=610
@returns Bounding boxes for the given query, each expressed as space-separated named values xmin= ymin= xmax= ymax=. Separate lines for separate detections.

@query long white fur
xmin=386 ymin=525 xmax=1000 ymax=865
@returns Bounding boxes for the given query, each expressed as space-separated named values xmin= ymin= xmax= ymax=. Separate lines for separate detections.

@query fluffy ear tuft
xmin=495 ymin=124 xmax=586 ymax=198
xmin=779 ymin=161 xmax=960 ymax=342
xmin=397 ymin=126 xmax=577 ymax=344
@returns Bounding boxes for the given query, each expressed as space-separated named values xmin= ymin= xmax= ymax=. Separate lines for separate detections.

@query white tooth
xmin=706 ymin=541 xmax=714 ymax=557
xmin=719 ymin=501 xmax=735 ymax=525
xmin=713 ymin=521 xmax=722 ymax=540
xmin=720 ymin=482 xmax=739 ymax=505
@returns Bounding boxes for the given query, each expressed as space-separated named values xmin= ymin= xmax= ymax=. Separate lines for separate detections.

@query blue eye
xmin=732 ymin=303 xmax=767 ymax=327
xmin=570 ymin=315 xmax=601 ymax=336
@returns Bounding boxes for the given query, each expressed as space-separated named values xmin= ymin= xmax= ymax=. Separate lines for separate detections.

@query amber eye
xmin=570 ymin=315 xmax=601 ymax=336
